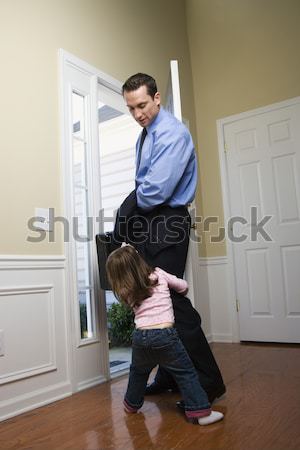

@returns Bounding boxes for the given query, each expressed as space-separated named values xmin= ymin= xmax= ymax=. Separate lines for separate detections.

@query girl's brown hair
xmin=106 ymin=245 xmax=158 ymax=308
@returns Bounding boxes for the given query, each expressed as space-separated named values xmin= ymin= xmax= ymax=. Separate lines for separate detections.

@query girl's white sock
xmin=198 ymin=410 xmax=224 ymax=426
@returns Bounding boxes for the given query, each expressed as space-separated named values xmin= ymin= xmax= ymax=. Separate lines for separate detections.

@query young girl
xmin=106 ymin=245 xmax=224 ymax=426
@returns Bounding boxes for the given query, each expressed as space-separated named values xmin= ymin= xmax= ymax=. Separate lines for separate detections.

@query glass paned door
xmin=98 ymin=84 xmax=140 ymax=374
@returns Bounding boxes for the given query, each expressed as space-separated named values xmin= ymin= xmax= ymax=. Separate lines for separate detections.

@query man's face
xmin=124 ymin=85 xmax=161 ymax=128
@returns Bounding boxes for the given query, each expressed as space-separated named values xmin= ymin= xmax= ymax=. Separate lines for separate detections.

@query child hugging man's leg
xmin=106 ymin=245 xmax=224 ymax=426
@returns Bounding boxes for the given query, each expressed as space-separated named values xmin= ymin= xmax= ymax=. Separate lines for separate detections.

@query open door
xmin=165 ymin=60 xmax=199 ymax=307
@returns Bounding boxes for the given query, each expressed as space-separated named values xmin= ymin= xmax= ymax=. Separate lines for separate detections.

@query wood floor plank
xmin=0 ymin=343 xmax=299 ymax=450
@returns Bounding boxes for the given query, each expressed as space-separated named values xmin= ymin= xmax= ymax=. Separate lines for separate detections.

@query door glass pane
xmin=73 ymin=92 xmax=85 ymax=139
xmin=98 ymin=86 xmax=140 ymax=374
xmin=79 ymin=289 xmax=93 ymax=339
xmin=73 ymin=139 xmax=87 ymax=188
xmin=72 ymin=91 xmax=95 ymax=341
xmin=75 ymin=234 xmax=90 ymax=289
xmin=74 ymin=187 xmax=88 ymax=234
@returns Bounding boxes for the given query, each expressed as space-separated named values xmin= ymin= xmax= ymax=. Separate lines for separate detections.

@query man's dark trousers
xmin=123 ymin=204 xmax=226 ymax=400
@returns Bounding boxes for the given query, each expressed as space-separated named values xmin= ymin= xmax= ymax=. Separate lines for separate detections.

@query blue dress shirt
xmin=135 ymin=107 xmax=197 ymax=211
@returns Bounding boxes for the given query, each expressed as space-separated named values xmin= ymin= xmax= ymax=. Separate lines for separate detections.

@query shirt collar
xmin=146 ymin=107 xmax=166 ymax=133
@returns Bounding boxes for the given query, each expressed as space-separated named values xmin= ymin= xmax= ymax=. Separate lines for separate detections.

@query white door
xmin=224 ymin=98 xmax=300 ymax=342
xmin=165 ymin=60 xmax=199 ymax=307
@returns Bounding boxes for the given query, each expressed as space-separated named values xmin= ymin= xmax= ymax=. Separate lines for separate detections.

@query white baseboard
xmin=211 ymin=333 xmax=234 ymax=343
xmin=199 ymin=256 xmax=228 ymax=266
xmin=207 ymin=333 xmax=233 ymax=343
xmin=205 ymin=333 xmax=213 ymax=343
xmin=0 ymin=381 xmax=72 ymax=422
xmin=77 ymin=375 xmax=107 ymax=392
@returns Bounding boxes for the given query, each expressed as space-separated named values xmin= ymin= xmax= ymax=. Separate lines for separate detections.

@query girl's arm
xmin=159 ymin=269 xmax=188 ymax=296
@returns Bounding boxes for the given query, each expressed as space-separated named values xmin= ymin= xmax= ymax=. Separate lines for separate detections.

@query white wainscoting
xmin=0 ymin=256 xmax=72 ymax=422
xmin=0 ymin=253 xmax=236 ymax=421
xmin=198 ymin=256 xmax=237 ymax=343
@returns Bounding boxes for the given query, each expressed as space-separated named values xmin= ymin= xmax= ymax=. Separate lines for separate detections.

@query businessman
xmin=114 ymin=72 xmax=225 ymax=403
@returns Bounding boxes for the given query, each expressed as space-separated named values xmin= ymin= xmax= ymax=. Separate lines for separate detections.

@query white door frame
xmin=59 ymin=49 xmax=126 ymax=388
xmin=167 ymin=60 xmax=200 ymax=308
xmin=217 ymin=96 xmax=300 ymax=343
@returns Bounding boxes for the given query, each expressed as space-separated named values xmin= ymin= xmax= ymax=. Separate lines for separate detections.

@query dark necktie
xmin=136 ymin=127 xmax=147 ymax=173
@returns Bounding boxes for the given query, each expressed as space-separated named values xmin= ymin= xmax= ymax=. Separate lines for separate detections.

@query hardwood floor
xmin=1 ymin=343 xmax=300 ymax=450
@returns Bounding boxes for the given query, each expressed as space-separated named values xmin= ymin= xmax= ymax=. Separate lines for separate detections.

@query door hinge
xmin=236 ymin=299 xmax=240 ymax=312
xmin=224 ymin=142 xmax=229 ymax=152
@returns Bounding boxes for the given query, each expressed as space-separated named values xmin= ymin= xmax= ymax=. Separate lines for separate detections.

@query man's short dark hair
xmin=122 ymin=73 xmax=157 ymax=99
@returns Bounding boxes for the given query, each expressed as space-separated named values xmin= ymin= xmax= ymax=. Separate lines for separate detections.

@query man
xmin=114 ymin=73 xmax=225 ymax=403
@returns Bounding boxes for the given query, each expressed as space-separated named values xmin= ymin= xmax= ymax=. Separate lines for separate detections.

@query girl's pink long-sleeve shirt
xmin=133 ymin=267 xmax=188 ymax=329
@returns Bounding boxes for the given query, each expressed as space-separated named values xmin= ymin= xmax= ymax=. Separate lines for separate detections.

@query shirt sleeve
xmin=136 ymin=127 xmax=194 ymax=211
xmin=159 ymin=268 xmax=188 ymax=295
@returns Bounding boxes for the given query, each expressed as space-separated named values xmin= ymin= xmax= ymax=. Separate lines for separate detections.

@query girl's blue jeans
xmin=124 ymin=327 xmax=211 ymax=419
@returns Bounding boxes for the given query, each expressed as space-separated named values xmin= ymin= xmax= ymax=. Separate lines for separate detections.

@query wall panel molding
xmin=0 ymin=255 xmax=71 ymax=422
xmin=0 ymin=284 xmax=57 ymax=385
xmin=0 ymin=255 xmax=65 ymax=270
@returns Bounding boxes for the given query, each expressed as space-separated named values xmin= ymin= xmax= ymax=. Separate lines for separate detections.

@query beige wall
xmin=0 ymin=0 xmax=196 ymax=255
xmin=3 ymin=0 xmax=299 ymax=257
xmin=186 ymin=0 xmax=300 ymax=256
